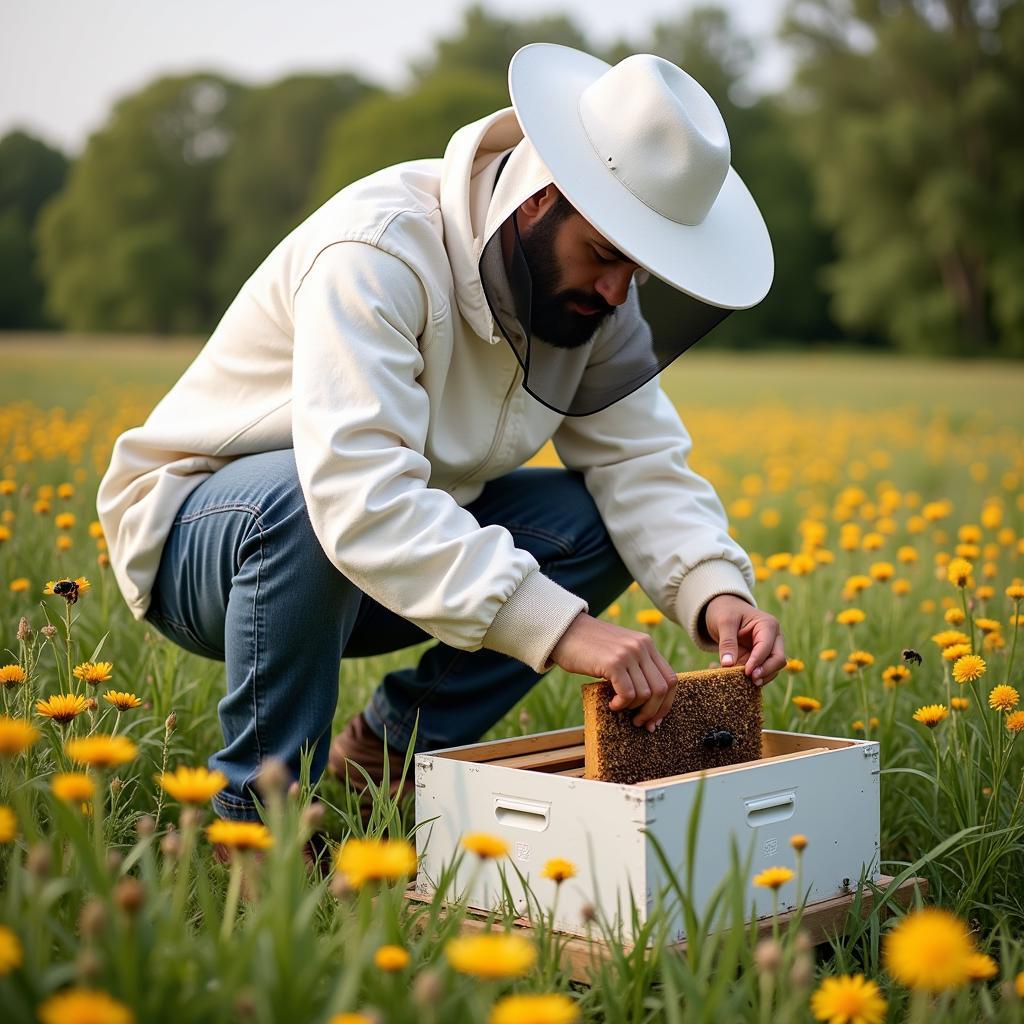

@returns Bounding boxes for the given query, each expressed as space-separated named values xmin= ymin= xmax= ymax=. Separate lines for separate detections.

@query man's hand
xmin=549 ymin=612 xmax=677 ymax=731
xmin=703 ymin=594 xmax=785 ymax=686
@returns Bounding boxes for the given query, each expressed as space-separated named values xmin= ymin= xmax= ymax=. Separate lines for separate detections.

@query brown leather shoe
xmin=327 ymin=712 xmax=415 ymax=815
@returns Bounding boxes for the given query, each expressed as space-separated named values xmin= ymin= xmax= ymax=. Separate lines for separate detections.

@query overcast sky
xmin=1 ymin=0 xmax=791 ymax=153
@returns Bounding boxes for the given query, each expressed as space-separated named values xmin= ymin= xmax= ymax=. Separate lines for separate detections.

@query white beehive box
xmin=414 ymin=728 xmax=880 ymax=944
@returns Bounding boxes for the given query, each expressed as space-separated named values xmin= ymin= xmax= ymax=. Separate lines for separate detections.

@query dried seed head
xmin=580 ymin=901 xmax=597 ymax=925
xmin=179 ymin=807 xmax=202 ymax=832
xmin=40 ymin=625 xmax=58 ymax=639
xmin=160 ymin=828 xmax=181 ymax=859
xmin=287 ymin=780 xmax=301 ymax=799
xmin=17 ymin=617 xmax=32 ymax=642
xmin=75 ymin=948 xmax=102 ymax=983
xmin=114 ymin=876 xmax=145 ymax=915
xmin=26 ymin=842 xmax=52 ymax=878
xmin=106 ymin=850 xmax=124 ymax=873
xmin=233 ymin=991 xmax=257 ymax=1019
xmin=412 ymin=970 xmax=444 ymax=1007
xmin=790 ymin=952 xmax=814 ymax=989
xmin=329 ymin=871 xmax=354 ymax=900
xmin=301 ymin=801 xmax=326 ymax=834
xmin=754 ymin=938 xmax=783 ymax=974
xmin=164 ymin=711 xmax=177 ymax=734
xmin=136 ymin=814 xmax=156 ymax=838
xmin=255 ymin=757 xmax=289 ymax=798
xmin=794 ymin=929 xmax=813 ymax=954
xmin=79 ymin=898 xmax=107 ymax=939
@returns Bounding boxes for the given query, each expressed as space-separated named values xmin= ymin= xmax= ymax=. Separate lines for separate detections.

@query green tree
xmin=37 ymin=73 xmax=242 ymax=333
xmin=311 ymin=70 xmax=509 ymax=207
xmin=212 ymin=73 xmax=378 ymax=307
xmin=0 ymin=130 xmax=68 ymax=328
xmin=409 ymin=3 xmax=587 ymax=82
xmin=783 ymin=0 xmax=1024 ymax=355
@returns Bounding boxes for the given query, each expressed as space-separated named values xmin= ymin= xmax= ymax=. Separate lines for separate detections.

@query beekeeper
xmin=98 ymin=44 xmax=785 ymax=823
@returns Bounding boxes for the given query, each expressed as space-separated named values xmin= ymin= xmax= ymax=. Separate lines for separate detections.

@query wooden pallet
xmin=403 ymin=874 xmax=927 ymax=983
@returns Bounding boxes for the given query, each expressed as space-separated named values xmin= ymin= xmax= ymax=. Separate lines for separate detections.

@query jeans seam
xmin=174 ymin=501 xmax=263 ymax=526
xmin=501 ymin=524 xmax=575 ymax=559
xmin=248 ymin=516 xmax=267 ymax=777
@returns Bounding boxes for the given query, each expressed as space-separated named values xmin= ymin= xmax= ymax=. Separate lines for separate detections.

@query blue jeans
xmin=145 ymin=449 xmax=630 ymax=821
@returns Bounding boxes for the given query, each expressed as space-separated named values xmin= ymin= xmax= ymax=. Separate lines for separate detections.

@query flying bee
xmin=901 ymin=648 xmax=923 ymax=666
xmin=52 ymin=579 xmax=80 ymax=604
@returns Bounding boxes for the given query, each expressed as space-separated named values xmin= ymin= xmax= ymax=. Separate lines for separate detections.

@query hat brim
xmin=508 ymin=43 xmax=774 ymax=310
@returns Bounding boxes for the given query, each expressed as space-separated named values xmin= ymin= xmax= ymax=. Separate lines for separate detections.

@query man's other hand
xmin=548 ymin=612 xmax=677 ymax=731
xmin=703 ymin=594 xmax=785 ymax=687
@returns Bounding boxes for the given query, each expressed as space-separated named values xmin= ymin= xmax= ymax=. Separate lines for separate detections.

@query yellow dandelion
xmin=975 ymin=617 xmax=1001 ymax=635
xmin=461 ymin=832 xmax=510 ymax=860
xmin=65 ymin=735 xmax=138 ymax=769
xmin=810 ymin=973 xmax=886 ymax=1024
xmin=445 ymin=933 xmax=537 ymax=979
xmin=156 ymin=766 xmax=228 ymax=804
xmin=335 ymin=837 xmax=417 ymax=888
xmin=790 ymin=834 xmax=808 ymax=851
xmin=206 ymin=819 xmax=273 ymax=853
xmin=541 ymin=858 xmax=577 ymax=883
xmin=56 ymin=535 xmax=73 ymax=553
xmin=946 ymin=558 xmax=974 ymax=588
xmin=43 ymin=576 xmax=91 ymax=603
xmin=882 ymin=666 xmax=910 ymax=689
xmin=8 ymin=577 xmax=29 ymax=593
xmin=606 ymin=603 xmax=621 ymax=619
xmin=489 ymin=993 xmax=581 ymax=1024
xmin=836 ymin=608 xmax=865 ymax=626
xmin=852 ymin=720 xmax=865 ymax=732
xmin=88 ymin=521 xmax=105 ymax=539
xmin=975 ymin=585 xmax=994 ymax=601
xmin=944 ymin=608 xmax=966 ymax=625
xmin=869 ymin=562 xmax=894 ymax=582
xmin=36 ymin=693 xmax=89 ymax=724
xmin=37 ymin=987 xmax=134 ymax=1024
xmin=753 ymin=866 xmax=794 ymax=890
xmin=328 ymin=1016 xmax=375 ymax=1024
xmin=0 ymin=805 xmax=16 ymax=843
xmin=1006 ymin=583 xmax=1024 ymax=600
xmin=0 ymin=664 xmax=27 ymax=687
xmin=848 ymin=651 xmax=874 ymax=668
xmin=1005 ymin=710 xmax=1024 ymax=733
xmin=931 ymin=629 xmax=970 ymax=649
xmin=819 ymin=648 xmax=837 ymax=661
xmin=913 ymin=704 xmax=949 ymax=728
xmin=51 ymin=772 xmax=96 ymax=803
xmin=635 ymin=608 xmax=663 ymax=627
xmin=952 ymin=655 xmax=986 ymax=684
xmin=0 ymin=716 xmax=39 ymax=756
xmin=57 ymin=483 xmax=75 ymax=500
xmin=843 ymin=575 xmax=872 ymax=596
xmin=0 ymin=479 xmax=15 ymax=495
xmin=793 ymin=696 xmax=821 ymax=713
xmin=942 ymin=643 xmax=973 ymax=662
xmin=842 ymin=662 xmax=859 ymax=675
xmin=883 ymin=907 xmax=974 ymax=991
xmin=103 ymin=690 xmax=142 ymax=711
xmin=785 ymin=659 xmax=805 ymax=673
xmin=373 ymin=944 xmax=410 ymax=972
xmin=1016 ymin=971 xmax=1024 ymax=997
xmin=965 ymin=951 xmax=998 ymax=981
xmin=775 ymin=584 xmax=792 ymax=601
xmin=55 ymin=512 xmax=76 ymax=530
xmin=0 ymin=924 xmax=23 ymax=974
xmin=951 ymin=697 xmax=970 ymax=711
xmin=988 ymin=685 xmax=1019 ymax=712
xmin=74 ymin=661 xmax=114 ymax=685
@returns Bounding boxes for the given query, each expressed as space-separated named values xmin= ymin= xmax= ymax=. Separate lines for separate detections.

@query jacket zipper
xmin=447 ymin=362 xmax=523 ymax=493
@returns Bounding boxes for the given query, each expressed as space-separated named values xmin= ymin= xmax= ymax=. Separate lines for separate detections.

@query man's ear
xmin=517 ymin=184 xmax=560 ymax=230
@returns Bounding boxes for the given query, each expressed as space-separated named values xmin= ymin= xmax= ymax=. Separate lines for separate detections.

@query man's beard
xmin=517 ymin=209 xmax=615 ymax=350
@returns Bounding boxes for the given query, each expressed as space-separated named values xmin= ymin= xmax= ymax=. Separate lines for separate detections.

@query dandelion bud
xmin=287 ymin=780 xmax=301 ymax=800
xmin=75 ymin=948 xmax=102 ymax=983
xmin=412 ymin=970 xmax=444 ymax=1008
xmin=40 ymin=625 xmax=57 ymax=639
xmin=136 ymin=814 xmax=156 ymax=838
xmin=519 ymin=708 xmax=532 ymax=728
xmin=17 ymin=617 xmax=32 ymax=642
xmin=160 ymin=828 xmax=181 ymax=859
xmin=79 ymin=898 xmax=107 ymax=939
xmin=794 ymin=929 xmax=813 ymax=954
xmin=754 ymin=938 xmax=783 ymax=974
xmin=26 ymin=842 xmax=52 ymax=878
xmin=329 ymin=871 xmax=354 ymax=900
xmin=790 ymin=952 xmax=814 ymax=988
xmin=255 ymin=757 xmax=289 ymax=798
xmin=165 ymin=711 xmax=177 ymax=734
xmin=106 ymin=850 xmax=124 ymax=873
xmin=580 ymin=901 xmax=597 ymax=925
xmin=114 ymin=876 xmax=145 ymax=916
xmin=301 ymin=802 xmax=326 ymax=834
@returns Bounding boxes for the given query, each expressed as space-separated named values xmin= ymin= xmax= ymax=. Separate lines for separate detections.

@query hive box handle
xmin=493 ymin=797 xmax=550 ymax=831
xmin=744 ymin=790 xmax=796 ymax=827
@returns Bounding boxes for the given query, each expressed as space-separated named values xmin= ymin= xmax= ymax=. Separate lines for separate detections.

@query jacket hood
xmin=439 ymin=108 xmax=554 ymax=342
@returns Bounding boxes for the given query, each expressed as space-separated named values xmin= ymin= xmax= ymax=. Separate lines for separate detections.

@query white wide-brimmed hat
xmin=508 ymin=43 xmax=773 ymax=310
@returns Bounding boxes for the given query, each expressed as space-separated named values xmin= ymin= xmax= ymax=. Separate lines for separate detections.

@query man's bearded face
xmin=517 ymin=200 xmax=616 ymax=350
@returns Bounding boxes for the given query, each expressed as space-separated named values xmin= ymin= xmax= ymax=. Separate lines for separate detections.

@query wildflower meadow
xmin=1 ymin=340 xmax=1023 ymax=1023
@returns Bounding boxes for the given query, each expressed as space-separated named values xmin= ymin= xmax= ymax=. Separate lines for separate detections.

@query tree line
xmin=1 ymin=1 xmax=1021 ymax=356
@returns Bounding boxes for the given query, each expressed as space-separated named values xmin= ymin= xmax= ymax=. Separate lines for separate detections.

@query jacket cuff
xmin=674 ymin=559 xmax=757 ymax=653
xmin=482 ymin=569 xmax=588 ymax=673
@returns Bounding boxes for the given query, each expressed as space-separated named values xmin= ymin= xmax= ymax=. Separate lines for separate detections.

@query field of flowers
xmin=1 ymin=338 xmax=1023 ymax=1023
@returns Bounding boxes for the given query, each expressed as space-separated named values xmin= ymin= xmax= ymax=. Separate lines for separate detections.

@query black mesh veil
xmin=478 ymin=209 xmax=733 ymax=417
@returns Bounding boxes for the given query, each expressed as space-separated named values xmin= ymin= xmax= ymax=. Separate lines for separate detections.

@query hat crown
xmin=578 ymin=54 xmax=730 ymax=226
